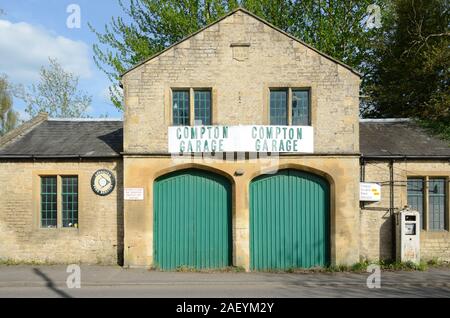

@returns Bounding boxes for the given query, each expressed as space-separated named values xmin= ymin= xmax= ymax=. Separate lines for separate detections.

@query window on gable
xmin=172 ymin=90 xmax=190 ymax=126
xmin=172 ymin=89 xmax=212 ymax=126
xmin=292 ymin=90 xmax=310 ymax=126
xmin=270 ymin=90 xmax=288 ymax=125
xmin=194 ymin=90 xmax=212 ymax=126
xmin=270 ymin=88 xmax=310 ymax=126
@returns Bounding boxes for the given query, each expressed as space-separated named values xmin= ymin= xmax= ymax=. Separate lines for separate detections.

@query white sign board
xmin=124 ymin=188 xmax=144 ymax=201
xmin=360 ymin=183 xmax=381 ymax=202
xmin=168 ymin=125 xmax=314 ymax=153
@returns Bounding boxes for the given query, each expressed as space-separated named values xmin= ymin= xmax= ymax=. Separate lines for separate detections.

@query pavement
xmin=0 ymin=265 xmax=449 ymax=298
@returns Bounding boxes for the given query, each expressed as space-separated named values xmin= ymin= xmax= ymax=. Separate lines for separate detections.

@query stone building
xmin=0 ymin=9 xmax=448 ymax=269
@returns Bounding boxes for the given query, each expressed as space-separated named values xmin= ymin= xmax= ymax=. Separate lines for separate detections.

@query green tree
xmin=20 ymin=58 xmax=92 ymax=118
xmin=91 ymin=0 xmax=389 ymax=110
xmin=364 ymin=0 xmax=449 ymax=138
xmin=0 ymin=76 xmax=18 ymax=136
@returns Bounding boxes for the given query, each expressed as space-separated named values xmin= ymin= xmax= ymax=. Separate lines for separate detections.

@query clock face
xmin=91 ymin=169 xmax=116 ymax=196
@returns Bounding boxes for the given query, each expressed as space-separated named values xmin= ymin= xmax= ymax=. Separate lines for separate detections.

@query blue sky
xmin=0 ymin=0 xmax=129 ymax=119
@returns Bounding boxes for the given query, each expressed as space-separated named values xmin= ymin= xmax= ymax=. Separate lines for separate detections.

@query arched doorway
xmin=250 ymin=169 xmax=330 ymax=270
xmin=154 ymin=169 xmax=232 ymax=270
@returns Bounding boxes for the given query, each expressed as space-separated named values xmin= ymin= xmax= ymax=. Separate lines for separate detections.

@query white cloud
xmin=0 ymin=19 xmax=92 ymax=84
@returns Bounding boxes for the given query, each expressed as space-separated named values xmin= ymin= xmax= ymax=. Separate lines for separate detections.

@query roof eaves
xmin=360 ymin=118 xmax=412 ymax=123
xmin=0 ymin=154 xmax=122 ymax=160
xmin=361 ymin=155 xmax=450 ymax=160
xmin=47 ymin=118 xmax=123 ymax=122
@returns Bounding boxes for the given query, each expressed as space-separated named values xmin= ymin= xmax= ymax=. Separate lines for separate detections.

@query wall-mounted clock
xmin=91 ymin=169 xmax=116 ymax=196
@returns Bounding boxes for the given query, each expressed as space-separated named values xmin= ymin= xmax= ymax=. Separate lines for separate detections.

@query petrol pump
xmin=396 ymin=208 xmax=421 ymax=264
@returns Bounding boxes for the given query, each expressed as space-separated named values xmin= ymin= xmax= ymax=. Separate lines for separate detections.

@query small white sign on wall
xmin=124 ymin=188 xmax=144 ymax=201
xmin=360 ymin=183 xmax=381 ymax=202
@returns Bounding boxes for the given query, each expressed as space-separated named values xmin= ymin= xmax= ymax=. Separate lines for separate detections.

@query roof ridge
xmin=360 ymin=118 xmax=412 ymax=123
xmin=0 ymin=112 xmax=48 ymax=149
xmin=47 ymin=118 xmax=123 ymax=122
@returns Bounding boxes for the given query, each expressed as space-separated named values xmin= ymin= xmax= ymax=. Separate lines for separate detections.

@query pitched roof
xmin=1 ymin=118 xmax=449 ymax=159
xmin=0 ymin=120 xmax=123 ymax=158
xmin=120 ymin=7 xmax=362 ymax=78
xmin=360 ymin=119 xmax=450 ymax=158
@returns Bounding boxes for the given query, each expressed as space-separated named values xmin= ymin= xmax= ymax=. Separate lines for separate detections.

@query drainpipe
xmin=389 ymin=159 xmax=396 ymax=260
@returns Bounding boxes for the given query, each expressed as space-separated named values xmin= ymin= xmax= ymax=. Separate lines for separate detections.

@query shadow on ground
xmin=33 ymin=268 xmax=72 ymax=298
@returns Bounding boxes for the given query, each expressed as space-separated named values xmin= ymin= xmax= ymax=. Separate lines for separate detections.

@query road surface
xmin=0 ymin=265 xmax=449 ymax=298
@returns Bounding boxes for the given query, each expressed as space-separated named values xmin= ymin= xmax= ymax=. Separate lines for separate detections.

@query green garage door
xmin=154 ymin=169 xmax=231 ymax=270
xmin=250 ymin=170 xmax=330 ymax=270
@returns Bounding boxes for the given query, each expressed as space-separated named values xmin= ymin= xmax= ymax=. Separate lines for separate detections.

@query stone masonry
xmin=122 ymin=10 xmax=361 ymax=155
xmin=120 ymin=9 xmax=362 ymax=269
xmin=0 ymin=160 xmax=123 ymax=265
xmin=361 ymin=161 xmax=450 ymax=262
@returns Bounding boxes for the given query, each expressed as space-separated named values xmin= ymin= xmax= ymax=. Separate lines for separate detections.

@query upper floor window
xmin=270 ymin=90 xmax=288 ymax=125
xmin=172 ymin=89 xmax=212 ymax=126
xmin=270 ymin=88 xmax=310 ymax=126
xmin=194 ymin=90 xmax=212 ymax=125
xmin=292 ymin=90 xmax=310 ymax=126
xmin=172 ymin=90 xmax=190 ymax=126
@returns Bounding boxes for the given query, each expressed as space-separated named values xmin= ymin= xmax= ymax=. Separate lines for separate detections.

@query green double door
xmin=154 ymin=169 xmax=232 ymax=270
xmin=250 ymin=169 xmax=330 ymax=270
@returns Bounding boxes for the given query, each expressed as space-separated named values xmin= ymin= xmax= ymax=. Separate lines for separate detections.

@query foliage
xmin=257 ymin=260 xmax=431 ymax=273
xmin=418 ymin=118 xmax=450 ymax=141
xmin=426 ymin=258 xmax=450 ymax=267
xmin=0 ymin=258 xmax=59 ymax=266
xmin=325 ymin=260 xmax=428 ymax=272
xmin=91 ymin=0 xmax=388 ymax=110
xmin=0 ymin=75 xmax=18 ymax=136
xmin=364 ymin=0 xmax=449 ymax=138
xmin=19 ymin=58 xmax=92 ymax=118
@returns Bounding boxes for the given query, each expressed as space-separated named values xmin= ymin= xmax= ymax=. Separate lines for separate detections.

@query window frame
xmin=171 ymin=88 xmax=213 ymax=126
xmin=40 ymin=176 xmax=58 ymax=228
xmin=291 ymin=89 xmax=311 ymax=126
xmin=194 ymin=89 xmax=212 ymax=126
xmin=268 ymin=87 xmax=311 ymax=126
xmin=407 ymin=175 xmax=449 ymax=232
xmin=171 ymin=89 xmax=191 ymax=126
xmin=407 ymin=177 xmax=426 ymax=230
xmin=61 ymin=175 xmax=79 ymax=228
xmin=34 ymin=173 xmax=80 ymax=230
xmin=428 ymin=177 xmax=447 ymax=231
xmin=269 ymin=89 xmax=288 ymax=126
